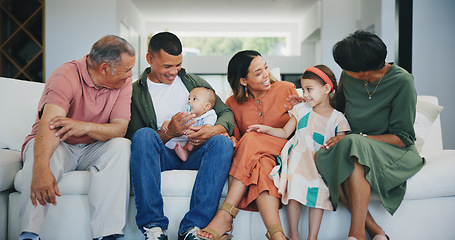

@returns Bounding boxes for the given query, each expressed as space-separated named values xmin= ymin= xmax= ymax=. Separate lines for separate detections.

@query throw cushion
xmin=414 ymin=98 xmax=443 ymax=153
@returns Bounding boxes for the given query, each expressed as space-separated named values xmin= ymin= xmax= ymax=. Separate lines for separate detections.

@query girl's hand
xmin=321 ymin=135 xmax=346 ymax=149
xmin=285 ymin=95 xmax=305 ymax=111
xmin=246 ymin=124 xmax=270 ymax=133
xmin=229 ymin=136 xmax=239 ymax=147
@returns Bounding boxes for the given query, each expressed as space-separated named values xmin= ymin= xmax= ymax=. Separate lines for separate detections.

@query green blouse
xmin=336 ymin=63 xmax=417 ymax=147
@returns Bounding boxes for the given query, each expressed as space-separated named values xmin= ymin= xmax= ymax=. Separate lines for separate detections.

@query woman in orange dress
xmin=198 ymin=50 xmax=298 ymax=240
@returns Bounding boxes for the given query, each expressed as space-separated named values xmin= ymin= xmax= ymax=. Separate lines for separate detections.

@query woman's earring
xmin=245 ymin=86 xmax=249 ymax=98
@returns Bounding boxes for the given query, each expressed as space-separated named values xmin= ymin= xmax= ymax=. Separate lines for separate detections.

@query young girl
xmin=247 ymin=65 xmax=351 ymax=240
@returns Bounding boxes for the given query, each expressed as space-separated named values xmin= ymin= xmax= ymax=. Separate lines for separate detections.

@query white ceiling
xmin=130 ymin=0 xmax=317 ymax=23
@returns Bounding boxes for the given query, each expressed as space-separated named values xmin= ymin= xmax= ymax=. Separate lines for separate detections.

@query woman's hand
xmin=285 ymin=95 xmax=305 ymax=111
xmin=321 ymin=135 xmax=346 ymax=149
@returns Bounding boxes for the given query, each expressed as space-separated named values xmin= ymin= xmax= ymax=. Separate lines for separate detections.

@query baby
xmin=162 ymin=86 xmax=217 ymax=161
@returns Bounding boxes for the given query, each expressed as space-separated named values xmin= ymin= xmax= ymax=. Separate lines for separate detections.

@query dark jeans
xmin=131 ymin=128 xmax=233 ymax=234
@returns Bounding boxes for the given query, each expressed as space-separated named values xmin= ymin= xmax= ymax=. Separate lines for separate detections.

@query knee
xmin=338 ymin=134 xmax=363 ymax=146
xmin=106 ymin=138 xmax=131 ymax=165
xmin=207 ymin=134 xmax=234 ymax=154
xmin=240 ymin=131 xmax=261 ymax=141
xmin=131 ymin=127 xmax=160 ymax=147
xmin=108 ymin=137 xmax=131 ymax=151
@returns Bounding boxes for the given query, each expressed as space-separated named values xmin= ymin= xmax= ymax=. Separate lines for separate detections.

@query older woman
xmin=315 ymin=30 xmax=425 ymax=240
xmin=197 ymin=50 xmax=297 ymax=240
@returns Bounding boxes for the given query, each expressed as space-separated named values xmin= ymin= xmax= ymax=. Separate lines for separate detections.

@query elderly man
xmin=19 ymin=35 xmax=135 ymax=240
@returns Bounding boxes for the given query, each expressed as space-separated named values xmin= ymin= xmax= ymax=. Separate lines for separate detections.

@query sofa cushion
xmin=404 ymin=150 xmax=455 ymax=200
xmin=15 ymin=169 xmax=229 ymax=197
xmin=414 ymin=97 xmax=443 ymax=154
xmin=14 ymin=170 xmax=90 ymax=195
xmin=0 ymin=77 xmax=44 ymax=152
xmin=0 ymin=149 xmax=22 ymax=192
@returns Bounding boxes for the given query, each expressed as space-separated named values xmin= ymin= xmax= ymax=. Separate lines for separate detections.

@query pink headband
xmin=305 ymin=66 xmax=333 ymax=91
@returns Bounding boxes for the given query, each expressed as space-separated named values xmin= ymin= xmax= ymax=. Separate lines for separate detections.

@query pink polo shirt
xmin=22 ymin=55 xmax=132 ymax=152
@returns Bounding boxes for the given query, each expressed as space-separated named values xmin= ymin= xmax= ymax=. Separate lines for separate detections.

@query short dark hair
xmin=332 ymin=30 xmax=387 ymax=72
xmin=148 ymin=32 xmax=182 ymax=56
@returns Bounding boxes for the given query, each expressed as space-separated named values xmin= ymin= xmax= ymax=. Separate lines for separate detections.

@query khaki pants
xmin=19 ymin=137 xmax=131 ymax=238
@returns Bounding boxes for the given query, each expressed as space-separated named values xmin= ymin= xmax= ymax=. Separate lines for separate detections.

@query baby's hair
xmin=301 ymin=65 xmax=337 ymax=93
xmin=194 ymin=86 xmax=216 ymax=108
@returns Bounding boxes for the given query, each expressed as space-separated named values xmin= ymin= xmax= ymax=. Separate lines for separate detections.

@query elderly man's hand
xmin=49 ymin=117 xmax=90 ymax=141
xmin=30 ymin=165 xmax=61 ymax=206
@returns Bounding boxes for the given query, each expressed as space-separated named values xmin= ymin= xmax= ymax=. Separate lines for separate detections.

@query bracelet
xmin=360 ymin=132 xmax=368 ymax=138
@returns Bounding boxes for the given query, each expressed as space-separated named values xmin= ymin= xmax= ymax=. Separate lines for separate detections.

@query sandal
xmin=265 ymin=224 xmax=291 ymax=240
xmin=197 ymin=202 xmax=239 ymax=240
xmin=372 ymin=234 xmax=390 ymax=240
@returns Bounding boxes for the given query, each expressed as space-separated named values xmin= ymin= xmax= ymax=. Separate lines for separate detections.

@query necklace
xmin=364 ymin=77 xmax=383 ymax=100
xmin=364 ymin=65 xmax=389 ymax=100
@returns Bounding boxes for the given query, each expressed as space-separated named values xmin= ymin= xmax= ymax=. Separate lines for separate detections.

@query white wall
xmin=413 ymin=0 xmax=455 ymax=149
xmin=45 ymin=0 xmax=117 ymax=80
xmin=45 ymin=0 xmax=143 ymax=80
xmin=300 ymin=0 xmax=395 ymax=74
xmin=380 ymin=0 xmax=396 ymax=63
xmin=320 ymin=0 xmax=360 ymax=79
xmin=116 ymin=0 xmax=144 ymax=80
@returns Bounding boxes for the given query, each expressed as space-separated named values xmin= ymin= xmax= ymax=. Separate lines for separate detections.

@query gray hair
xmin=88 ymin=35 xmax=135 ymax=74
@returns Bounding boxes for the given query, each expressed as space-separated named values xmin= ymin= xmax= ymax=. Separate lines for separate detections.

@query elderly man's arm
xmin=49 ymin=114 xmax=128 ymax=142
xmin=31 ymin=104 xmax=65 ymax=207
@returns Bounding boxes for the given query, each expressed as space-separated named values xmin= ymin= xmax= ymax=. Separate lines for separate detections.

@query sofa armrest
xmin=0 ymin=149 xmax=22 ymax=192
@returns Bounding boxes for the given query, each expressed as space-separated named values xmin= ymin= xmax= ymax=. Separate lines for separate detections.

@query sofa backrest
xmin=0 ymin=76 xmax=445 ymax=156
xmin=0 ymin=77 xmax=44 ymax=152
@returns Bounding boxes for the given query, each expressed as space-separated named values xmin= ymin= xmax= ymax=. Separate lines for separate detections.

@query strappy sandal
xmin=197 ymin=202 xmax=239 ymax=240
xmin=372 ymin=234 xmax=390 ymax=240
xmin=265 ymin=224 xmax=292 ymax=240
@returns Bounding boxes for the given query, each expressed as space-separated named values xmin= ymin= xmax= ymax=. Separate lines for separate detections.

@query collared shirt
xmin=23 ymin=55 xmax=132 ymax=150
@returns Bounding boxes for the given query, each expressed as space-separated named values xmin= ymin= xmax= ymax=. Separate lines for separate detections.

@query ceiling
xmin=131 ymin=0 xmax=317 ymax=23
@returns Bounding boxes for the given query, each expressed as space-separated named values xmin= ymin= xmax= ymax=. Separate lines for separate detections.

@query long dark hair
xmin=227 ymin=50 xmax=277 ymax=104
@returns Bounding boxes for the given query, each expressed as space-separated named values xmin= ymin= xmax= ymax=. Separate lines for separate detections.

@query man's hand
xmin=30 ymin=165 xmax=61 ymax=206
xmin=187 ymin=125 xmax=225 ymax=146
xmin=163 ymin=112 xmax=196 ymax=138
xmin=49 ymin=117 xmax=90 ymax=141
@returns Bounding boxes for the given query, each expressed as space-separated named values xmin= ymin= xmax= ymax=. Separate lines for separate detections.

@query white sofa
xmin=1 ymin=76 xmax=455 ymax=240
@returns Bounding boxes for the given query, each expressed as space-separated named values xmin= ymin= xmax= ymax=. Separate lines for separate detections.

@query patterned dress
xmin=270 ymin=103 xmax=350 ymax=210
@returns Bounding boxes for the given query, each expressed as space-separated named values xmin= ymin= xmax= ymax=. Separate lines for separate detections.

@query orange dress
xmin=225 ymin=81 xmax=298 ymax=211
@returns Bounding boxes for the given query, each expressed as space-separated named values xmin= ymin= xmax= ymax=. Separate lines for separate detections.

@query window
xmin=181 ymin=36 xmax=287 ymax=56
